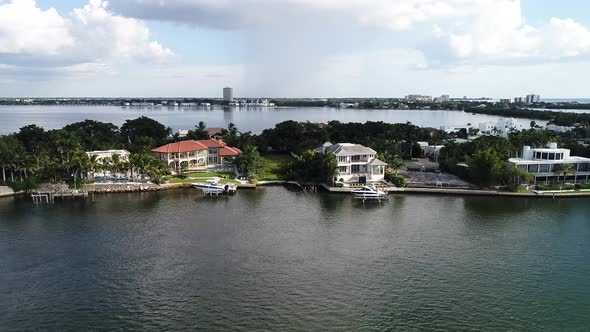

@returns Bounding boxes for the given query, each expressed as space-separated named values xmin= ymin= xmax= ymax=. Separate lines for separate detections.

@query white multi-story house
xmin=315 ymin=143 xmax=388 ymax=183
xmin=86 ymin=150 xmax=131 ymax=178
xmin=509 ymin=143 xmax=590 ymax=184
xmin=152 ymin=139 xmax=241 ymax=173
xmin=479 ymin=118 xmax=524 ymax=137
xmin=86 ymin=150 xmax=130 ymax=163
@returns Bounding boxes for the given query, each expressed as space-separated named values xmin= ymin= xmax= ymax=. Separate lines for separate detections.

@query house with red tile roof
xmin=151 ymin=139 xmax=241 ymax=173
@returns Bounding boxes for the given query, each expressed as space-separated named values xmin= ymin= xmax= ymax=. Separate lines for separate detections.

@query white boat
xmin=192 ymin=179 xmax=225 ymax=191
xmin=192 ymin=180 xmax=237 ymax=195
xmin=352 ymin=185 xmax=388 ymax=200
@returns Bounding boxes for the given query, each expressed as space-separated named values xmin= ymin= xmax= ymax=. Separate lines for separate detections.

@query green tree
xmin=222 ymin=122 xmax=240 ymax=147
xmin=233 ymin=145 xmax=263 ymax=179
xmin=500 ymin=165 xmax=534 ymax=191
xmin=467 ymin=148 xmax=504 ymax=187
xmin=190 ymin=121 xmax=210 ymax=140
xmin=287 ymin=149 xmax=338 ymax=184
xmin=554 ymin=163 xmax=576 ymax=184
xmin=87 ymin=154 xmax=100 ymax=180
xmin=120 ymin=117 xmax=171 ymax=152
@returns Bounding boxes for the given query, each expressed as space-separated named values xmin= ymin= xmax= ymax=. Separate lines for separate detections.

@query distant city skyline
xmin=1 ymin=0 xmax=590 ymax=98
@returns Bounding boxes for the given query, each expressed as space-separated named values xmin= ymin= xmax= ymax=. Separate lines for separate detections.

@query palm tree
xmin=87 ymin=154 xmax=100 ymax=180
xmin=100 ymin=157 xmax=112 ymax=179
xmin=71 ymin=150 xmax=89 ymax=181
xmin=128 ymin=153 xmax=142 ymax=181
xmin=554 ymin=163 xmax=576 ymax=184
xmin=111 ymin=153 xmax=121 ymax=178
xmin=0 ymin=137 xmax=8 ymax=183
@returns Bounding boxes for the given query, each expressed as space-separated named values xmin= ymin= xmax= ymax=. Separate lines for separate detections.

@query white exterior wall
xmin=510 ymin=144 xmax=590 ymax=184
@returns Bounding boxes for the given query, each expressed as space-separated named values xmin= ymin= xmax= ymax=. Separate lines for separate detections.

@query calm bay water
xmin=1 ymin=188 xmax=589 ymax=330
xmin=0 ymin=105 xmax=543 ymax=134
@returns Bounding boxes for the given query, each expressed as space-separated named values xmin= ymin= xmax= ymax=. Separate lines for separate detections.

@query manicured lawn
xmin=167 ymin=172 xmax=238 ymax=184
xmin=260 ymin=154 xmax=292 ymax=181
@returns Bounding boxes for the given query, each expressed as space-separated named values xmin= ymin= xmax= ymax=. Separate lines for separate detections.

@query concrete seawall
xmin=0 ymin=186 xmax=15 ymax=197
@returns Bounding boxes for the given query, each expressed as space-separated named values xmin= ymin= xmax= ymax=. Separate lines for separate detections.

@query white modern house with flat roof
xmin=509 ymin=143 xmax=590 ymax=184
xmin=315 ymin=143 xmax=387 ymax=183
xmin=86 ymin=150 xmax=130 ymax=162
xmin=479 ymin=118 xmax=524 ymax=137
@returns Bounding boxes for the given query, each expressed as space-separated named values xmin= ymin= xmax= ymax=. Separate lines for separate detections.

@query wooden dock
xmin=31 ymin=191 xmax=89 ymax=205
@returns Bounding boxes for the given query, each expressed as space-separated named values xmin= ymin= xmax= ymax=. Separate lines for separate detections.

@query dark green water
xmin=1 ymin=188 xmax=589 ymax=331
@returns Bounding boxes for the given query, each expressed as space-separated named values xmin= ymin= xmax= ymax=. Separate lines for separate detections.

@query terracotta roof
xmin=197 ymin=139 xmax=225 ymax=148
xmin=205 ymin=128 xmax=224 ymax=136
xmin=219 ymin=146 xmax=241 ymax=156
xmin=151 ymin=140 xmax=208 ymax=153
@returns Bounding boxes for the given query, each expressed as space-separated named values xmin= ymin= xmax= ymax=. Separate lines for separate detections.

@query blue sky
xmin=2 ymin=0 xmax=590 ymax=98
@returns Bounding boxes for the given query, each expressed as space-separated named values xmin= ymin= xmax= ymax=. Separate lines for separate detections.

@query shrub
xmin=575 ymin=183 xmax=590 ymax=190
xmin=6 ymin=177 xmax=40 ymax=192
xmin=385 ymin=170 xmax=407 ymax=188
xmin=536 ymin=184 xmax=575 ymax=191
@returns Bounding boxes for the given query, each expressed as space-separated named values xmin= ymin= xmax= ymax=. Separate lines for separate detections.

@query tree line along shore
xmin=1 ymin=115 xmax=590 ymax=195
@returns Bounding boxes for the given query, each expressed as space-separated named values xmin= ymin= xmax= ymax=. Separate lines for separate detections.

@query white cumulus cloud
xmin=0 ymin=0 xmax=173 ymax=75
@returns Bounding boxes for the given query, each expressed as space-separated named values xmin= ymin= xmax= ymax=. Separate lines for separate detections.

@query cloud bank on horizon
xmin=1 ymin=0 xmax=589 ymax=97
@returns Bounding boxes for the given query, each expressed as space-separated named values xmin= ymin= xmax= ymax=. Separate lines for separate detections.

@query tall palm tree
xmin=129 ymin=153 xmax=141 ymax=181
xmin=0 ymin=137 xmax=8 ymax=183
xmin=101 ymin=157 xmax=112 ymax=179
xmin=87 ymin=154 xmax=100 ymax=180
xmin=71 ymin=150 xmax=89 ymax=181
xmin=111 ymin=153 xmax=121 ymax=178
xmin=554 ymin=163 xmax=576 ymax=184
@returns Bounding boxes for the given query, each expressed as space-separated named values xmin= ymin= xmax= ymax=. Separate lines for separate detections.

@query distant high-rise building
xmin=405 ymin=94 xmax=433 ymax=102
xmin=223 ymin=87 xmax=234 ymax=102
xmin=514 ymin=97 xmax=524 ymax=104
xmin=526 ymin=94 xmax=541 ymax=104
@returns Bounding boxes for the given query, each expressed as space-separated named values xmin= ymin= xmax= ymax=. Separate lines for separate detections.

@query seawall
xmin=0 ymin=186 xmax=15 ymax=197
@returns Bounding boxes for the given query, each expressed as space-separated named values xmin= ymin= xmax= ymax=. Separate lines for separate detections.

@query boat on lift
xmin=351 ymin=185 xmax=388 ymax=201
xmin=192 ymin=179 xmax=238 ymax=196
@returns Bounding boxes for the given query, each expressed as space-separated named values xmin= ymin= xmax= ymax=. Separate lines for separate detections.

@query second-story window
xmin=338 ymin=156 xmax=347 ymax=163
xmin=351 ymin=155 xmax=361 ymax=162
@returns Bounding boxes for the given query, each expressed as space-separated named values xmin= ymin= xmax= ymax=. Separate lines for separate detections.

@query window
xmin=579 ymin=163 xmax=589 ymax=172
xmin=339 ymin=166 xmax=348 ymax=173
xmin=351 ymin=165 xmax=360 ymax=173
xmin=528 ymin=164 xmax=539 ymax=173
xmin=208 ymin=156 xmax=218 ymax=164
xmin=549 ymin=153 xmax=555 ymax=160
xmin=518 ymin=165 xmax=528 ymax=171
xmin=539 ymin=164 xmax=550 ymax=173
xmin=542 ymin=152 xmax=548 ymax=160
xmin=338 ymin=156 xmax=347 ymax=163
xmin=209 ymin=148 xmax=218 ymax=154
xmin=351 ymin=155 xmax=361 ymax=162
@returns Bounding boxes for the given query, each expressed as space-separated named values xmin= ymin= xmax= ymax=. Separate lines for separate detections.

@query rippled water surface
xmin=0 ymin=105 xmax=543 ymax=134
xmin=1 ymin=188 xmax=589 ymax=330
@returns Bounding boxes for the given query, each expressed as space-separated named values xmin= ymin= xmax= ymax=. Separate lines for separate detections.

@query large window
xmin=549 ymin=153 xmax=555 ymax=160
xmin=208 ymin=156 xmax=218 ymax=164
xmin=351 ymin=165 xmax=361 ymax=173
xmin=209 ymin=148 xmax=218 ymax=155
xmin=338 ymin=156 xmax=347 ymax=163
xmin=579 ymin=163 xmax=589 ymax=172
xmin=527 ymin=165 xmax=539 ymax=173
xmin=351 ymin=155 xmax=361 ymax=162
xmin=539 ymin=164 xmax=551 ymax=173
xmin=542 ymin=152 xmax=548 ymax=160
xmin=339 ymin=166 xmax=348 ymax=173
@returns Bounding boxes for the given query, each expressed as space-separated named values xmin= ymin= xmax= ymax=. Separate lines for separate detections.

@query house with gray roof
xmin=315 ymin=143 xmax=388 ymax=183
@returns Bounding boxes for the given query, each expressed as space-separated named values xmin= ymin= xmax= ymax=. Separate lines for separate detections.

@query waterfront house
xmin=509 ymin=143 xmax=590 ymax=184
xmin=314 ymin=143 xmax=387 ymax=183
xmin=151 ymin=140 xmax=240 ymax=173
xmin=86 ymin=150 xmax=131 ymax=178
xmin=86 ymin=149 xmax=131 ymax=163
xmin=478 ymin=118 xmax=524 ymax=137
